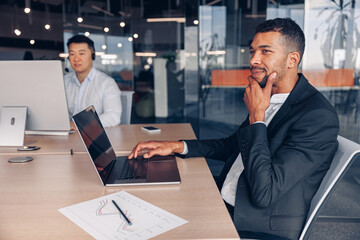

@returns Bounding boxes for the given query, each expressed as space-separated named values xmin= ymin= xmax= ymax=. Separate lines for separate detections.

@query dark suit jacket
xmin=181 ymin=74 xmax=339 ymax=239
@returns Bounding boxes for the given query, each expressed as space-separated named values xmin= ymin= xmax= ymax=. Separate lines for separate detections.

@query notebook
xmin=72 ymin=105 xmax=181 ymax=186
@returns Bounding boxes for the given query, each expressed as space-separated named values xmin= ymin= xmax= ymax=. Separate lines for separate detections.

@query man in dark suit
xmin=129 ymin=18 xmax=339 ymax=239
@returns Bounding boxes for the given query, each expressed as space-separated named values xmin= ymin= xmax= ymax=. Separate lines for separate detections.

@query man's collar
xmin=270 ymin=93 xmax=289 ymax=104
xmin=72 ymin=67 xmax=95 ymax=85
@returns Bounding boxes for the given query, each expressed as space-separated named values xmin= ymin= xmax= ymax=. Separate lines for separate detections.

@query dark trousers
xmin=223 ymin=200 xmax=290 ymax=240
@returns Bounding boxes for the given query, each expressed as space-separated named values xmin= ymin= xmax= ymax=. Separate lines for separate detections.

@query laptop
xmin=72 ymin=105 xmax=181 ymax=186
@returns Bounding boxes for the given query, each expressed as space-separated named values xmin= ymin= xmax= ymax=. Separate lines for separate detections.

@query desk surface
xmin=0 ymin=123 xmax=197 ymax=156
xmin=0 ymin=124 xmax=239 ymax=240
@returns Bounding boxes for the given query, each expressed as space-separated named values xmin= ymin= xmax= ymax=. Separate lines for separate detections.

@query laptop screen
xmin=73 ymin=106 xmax=116 ymax=181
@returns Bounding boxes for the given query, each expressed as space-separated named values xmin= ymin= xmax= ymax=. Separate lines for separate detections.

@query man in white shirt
xmin=64 ymin=35 xmax=122 ymax=128
xmin=128 ymin=18 xmax=339 ymax=239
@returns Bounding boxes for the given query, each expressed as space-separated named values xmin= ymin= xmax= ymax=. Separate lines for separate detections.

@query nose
xmin=250 ymin=51 xmax=261 ymax=66
xmin=73 ymin=54 xmax=80 ymax=61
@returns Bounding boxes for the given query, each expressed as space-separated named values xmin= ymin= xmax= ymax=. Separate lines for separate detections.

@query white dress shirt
xmin=64 ymin=68 xmax=122 ymax=127
xmin=221 ymin=93 xmax=289 ymax=206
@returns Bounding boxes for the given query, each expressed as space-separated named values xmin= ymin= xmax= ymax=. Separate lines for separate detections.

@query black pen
xmin=112 ymin=200 xmax=132 ymax=226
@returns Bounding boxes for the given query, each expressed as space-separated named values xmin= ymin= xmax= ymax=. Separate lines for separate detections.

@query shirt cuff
xmin=180 ymin=141 xmax=188 ymax=155
xmin=253 ymin=121 xmax=265 ymax=125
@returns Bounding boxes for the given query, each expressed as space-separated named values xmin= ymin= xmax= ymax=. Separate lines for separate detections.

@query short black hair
xmin=255 ymin=18 xmax=305 ymax=62
xmin=66 ymin=34 xmax=95 ymax=53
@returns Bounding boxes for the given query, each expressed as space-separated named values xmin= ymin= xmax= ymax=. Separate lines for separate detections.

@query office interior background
xmin=0 ymin=0 xmax=359 ymax=239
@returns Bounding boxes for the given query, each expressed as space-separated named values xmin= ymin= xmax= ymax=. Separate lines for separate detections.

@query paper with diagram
xmin=58 ymin=191 xmax=188 ymax=240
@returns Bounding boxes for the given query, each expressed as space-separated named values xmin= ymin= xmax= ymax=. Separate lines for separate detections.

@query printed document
xmin=58 ymin=191 xmax=188 ymax=240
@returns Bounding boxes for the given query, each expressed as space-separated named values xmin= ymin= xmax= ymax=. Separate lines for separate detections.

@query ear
xmin=287 ymin=52 xmax=300 ymax=69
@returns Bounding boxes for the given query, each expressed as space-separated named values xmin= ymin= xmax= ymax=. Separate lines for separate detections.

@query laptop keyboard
xmin=116 ymin=156 xmax=148 ymax=180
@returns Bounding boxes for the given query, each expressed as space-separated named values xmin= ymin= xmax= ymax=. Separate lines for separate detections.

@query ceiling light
xmin=100 ymin=54 xmax=117 ymax=60
xmin=14 ymin=29 xmax=21 ymax=36
xmin=77 ymin=17 xmax=83 ymax=23
xmin=45 ymin=24 xmax=51 ymax=30
xmin=245 ymin=14 xmax=266 ymax=18
xmin=78 ymin=23 xmax=102 ymax=30
xmin=147 ymin=58 xmax=153 ymax=65
xmin=102 ymin=45 xmax=107 ymax=50
xmin=193 ymin=20 xmax=199 ymax=25
xmin=24 ymin=0 xmax=31 ymax=14
xmin=205 ymin=0 xmax=222 ymax=6
xmin=117 ymin=43 xmax=122 ymax=48
xmin=135 ymin=52 xmax=157 ymax=57
xmin=269 ymin=0 xmax=278 ymax=5
xmin=59 ymin=53 xmax=69 ymax=58
xmin=30 ymin=39 xmax=35 ymax=45
xmin=120 ymin=22 xmax=125 ymax=27
xmin=91 ymin=5 xmax=114 ymax=16
xmin=104 ymin=27 xmax=109 ymax=32
xmin=133 ymin=33 xmax=138 ymax=39
xmin=85 ymin=32 xmax=90 ymax=36
xmin=146 ymin=18 xmax=185 ymax=23
xmin=207 ymin=50 xmax=226 ymax=55
xmin=128 ymin=37 xmax=133 ymax=42
xmin=95 ymin=52 xmax=105 ymax=56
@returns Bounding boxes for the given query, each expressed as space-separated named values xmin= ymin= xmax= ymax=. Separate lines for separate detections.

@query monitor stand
xmin=0 ymin=106 xmax=27 ymax=146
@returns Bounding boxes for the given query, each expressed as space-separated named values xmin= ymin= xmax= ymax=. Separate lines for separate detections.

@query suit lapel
xmin=267 ymin=74 xmax=312 ymax=137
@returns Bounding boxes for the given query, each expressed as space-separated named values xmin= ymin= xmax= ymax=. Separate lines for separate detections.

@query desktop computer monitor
xmin=0 ymin=60 xmax=70 ymax=146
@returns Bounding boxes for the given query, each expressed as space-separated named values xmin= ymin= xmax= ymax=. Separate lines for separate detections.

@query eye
xmin=249 ymin=50 xmax=255 ymax=55
xmin=262 ymin=49 xmax=271 ymax=54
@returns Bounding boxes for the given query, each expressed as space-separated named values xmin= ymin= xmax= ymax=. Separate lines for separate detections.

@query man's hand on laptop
xmin=128 ymin=141 xmax=184 ymax=159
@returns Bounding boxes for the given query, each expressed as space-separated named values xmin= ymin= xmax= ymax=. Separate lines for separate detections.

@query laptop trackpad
xmin=147 ymin=158 xmax=181 ymax=182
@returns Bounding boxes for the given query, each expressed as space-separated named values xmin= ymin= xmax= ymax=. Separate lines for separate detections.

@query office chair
xmin=120 ymin=91 xmax=134 ymax=124
xmin=299 ymin=135 xmax=360 ymax=240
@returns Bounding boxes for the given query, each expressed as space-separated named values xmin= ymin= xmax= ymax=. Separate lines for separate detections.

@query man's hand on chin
xmin=244 ymin=72 xmax=277 ymax=124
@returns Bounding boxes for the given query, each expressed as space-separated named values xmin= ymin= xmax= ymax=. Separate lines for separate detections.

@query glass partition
xmin=1 ymin=0 xmax=360 ymax=142
xmin=302 ymin=0 xmax=360 ymax=142
xmin=198 ymin=0 xmax=360 ymax=143
xmin=198 ymin=0 xmax=267 ymax=139
xmin=61 ymin=0 xmax=194 ymax=127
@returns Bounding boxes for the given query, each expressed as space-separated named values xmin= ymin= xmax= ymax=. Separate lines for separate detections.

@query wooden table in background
xmin=0 ymin=123 xmax=197 ymax=156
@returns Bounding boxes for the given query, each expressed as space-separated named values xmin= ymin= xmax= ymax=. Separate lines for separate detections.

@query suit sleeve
xmin=180 ymin=120 xmax=249 ymax=160
xmin=238 ymin=108 xmax=339 ymax=208
xmin=181 ymin=131 xmax=239 ymax=161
